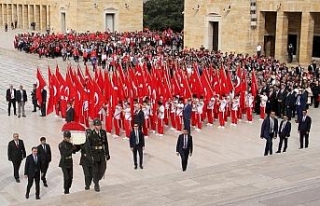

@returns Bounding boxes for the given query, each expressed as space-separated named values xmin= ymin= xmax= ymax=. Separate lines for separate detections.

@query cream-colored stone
xmin=0 ymin=0 xmax=143 ymax=33
xmin=184 ymin=0 xmax=320 ymax=63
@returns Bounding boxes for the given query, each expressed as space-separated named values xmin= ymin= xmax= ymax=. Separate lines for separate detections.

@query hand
xmin=306 ymin=132 xmax=309 ymax=134
xmin=106 ymin=155 xmax=110 ymax=161
xmin=24 ymin=175 xmax=28 ymax=179
xmin=130 ymin=148 xmax=133 ymax=151
xmin=189 ymin=153 xmax=192 ymax=157
xmin=273 ymin=136 xmax=277 ymax=139
xmin=176 ymin=152 xmax=179 ymax=156
xmin=142 ymin=147 xmax=145 ymax=150
xmin=260 ymin=137 xmax=264 ymax=139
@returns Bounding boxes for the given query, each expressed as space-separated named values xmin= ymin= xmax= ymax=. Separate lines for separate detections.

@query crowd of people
xmin=7 ymin=29 xmax=320 ymax=200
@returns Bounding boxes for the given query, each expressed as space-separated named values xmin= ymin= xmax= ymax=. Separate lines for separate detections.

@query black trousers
xmin=132 ymin=146 xmax=143 ymax=167
xmin=40 ymin=102 xmax=46 ymax=116
xmin=82 ymin=164 xmax=93 ymax=187
xmin=26 ymin=174 xmax=40 ymax=197
xmin=92 ymin=158 xmax=106 ymax=185
xmin=277 ymin=136 xmax=288 ymax=152
xmin=8 ymin=100 xmax=16 ymax=115
xmin=61 ymin=166 xmax=73 ymax=190
xmin=179 ymin=149 xmax=190 ymax=171
xmin=12 ymin=160 xmax=21 ymax=179
xmin=41 ymin=163 xmax=49 ymax=183
xmin=264 ymin=135 xmax=274 ymax=156
xmin=300 ymin=131 xmax=309 ymax=148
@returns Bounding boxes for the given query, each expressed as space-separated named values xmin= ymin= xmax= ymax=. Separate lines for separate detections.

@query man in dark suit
xmin=37 ymin=137 xmax=51 ymax=187
xmin=298 ymin=110 xmax=312 ymax=149
xmin=6 ymin=84 xmax=17 ymax=116
xmin=260 ymin=111 xmax=278 ymax=156
xmin=40 ymin=88 xmax=47 ymax=116
xmin=176 ymin=129 xmax=193 ymax=171
xmin=183 ymin=99 xmax=192 ymax=135
xmin=276 ymin=115 xmax=291 ymax=153
xmin=7 ymin=133 xmax=26 ymax=182
xmin=24 ymin=147 xmax=41 ymax=200
xmin=129 ymin=124 xmax=145 ymax=170
xmin=285 ymin=89 xmax=296 ymax=120
xmin=65 ymin=102 xmax=75 ymax=122
xmin=16 ymin=85 xmax=28 ymax=118
xmin=132 ymin=104 xmax=145 ymax=130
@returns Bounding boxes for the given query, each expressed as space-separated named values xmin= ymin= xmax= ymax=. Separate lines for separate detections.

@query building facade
xmin=184 ymin=0 xmax=320 ymax=64
xmin=0 ymin=0 xmax=143 ymax=33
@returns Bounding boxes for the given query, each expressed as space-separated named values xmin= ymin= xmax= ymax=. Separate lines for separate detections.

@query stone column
xmin=0 ymin=4 xmax=3 ymax=26
xmin=275 ymin=12 xmax=288 ymax=63
xmin=299 ymin=12 xmax=314 ymax=64
xmin=257 ymin=11 xmax=265 ymax=53
xmin=35 ymin=5 xmax=40 ymax=30
xmin=22 ymin=4 xmax=28 ymax=29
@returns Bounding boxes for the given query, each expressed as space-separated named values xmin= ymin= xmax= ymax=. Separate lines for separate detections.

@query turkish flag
xmin=234 ymin=67 xmax=242 ymax=95
xmin=77 ymin=65 xmax=86 ymax=85
xmin=36 ymin=68 xmax=47 ymax=105
xmin=56 ymin=66 xmax=67 ymax=118
xmin=47 ymin=67 xmax=55 ymax=115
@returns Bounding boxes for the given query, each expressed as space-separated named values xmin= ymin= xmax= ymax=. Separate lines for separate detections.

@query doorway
xmin=288 ymin=34 xmax=297 ymax=55
xmin=61 ymin=12 xmax=66 ymax=33
xmin=105 ymin=13 xmax=114 ymax=32
xmin=208 ymin=22 xmax=219 ymax=51
xmin=313 ymin=36 xmax=320 ymax=58
xmin=264 ymin=35 xmax=275 ymax=57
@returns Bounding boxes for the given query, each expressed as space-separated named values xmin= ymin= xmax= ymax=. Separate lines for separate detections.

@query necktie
xmin=135 ymin=130 xmax=139 ymax=145
xmin=15 ymin=141 xmax=19 ymax=148
xmin=34 ymin=155 xmax=38 ymax=163
xmin=303 ymin=116 xmax=306 ymax=122
xmin=184 ymin=135 xmax=187 ymax=149
xmin=43 ymin=144 xmax=46 ymax=152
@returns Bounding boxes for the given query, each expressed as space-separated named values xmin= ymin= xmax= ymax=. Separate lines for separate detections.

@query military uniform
xmin=76 ymin=131 xmax=93 ymax=190
xmin=87 ymin=126 xmax=110 ymax=192
xmin=58 ymin=131 xmax=76 ymax=194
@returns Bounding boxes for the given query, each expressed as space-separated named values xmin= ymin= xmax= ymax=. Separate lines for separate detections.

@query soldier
xmin=58 ymin=130 xmax=77 ymax=194
xmin=86 ymin=119 xmax=110 ymax=192
xmin=76 ymin=130 xmax=93 ymax=190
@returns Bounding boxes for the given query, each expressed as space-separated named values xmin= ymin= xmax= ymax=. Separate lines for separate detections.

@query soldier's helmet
xmin=63 ymin=130 xmax=71 ymax=138
xmin=93 ymin=118 xmax=102 ymax=126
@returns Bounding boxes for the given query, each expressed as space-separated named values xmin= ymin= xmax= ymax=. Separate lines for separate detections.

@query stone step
xmin=12 ymin=147 xmax=320 ymax=206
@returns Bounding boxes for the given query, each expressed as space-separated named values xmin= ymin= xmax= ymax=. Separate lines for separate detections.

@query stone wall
xmin=184 ymin=0 xmax=320 ymax=64
xmin=0 ymin=0 xmax=143 ymax=33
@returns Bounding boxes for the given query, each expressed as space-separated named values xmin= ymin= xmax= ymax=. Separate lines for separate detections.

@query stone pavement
xmin=0 ymin=28 xmax=319 ymax=206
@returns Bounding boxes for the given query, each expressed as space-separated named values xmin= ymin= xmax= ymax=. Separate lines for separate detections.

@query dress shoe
xmin=36 ymin=196 xmax=40 ymax=200
xmin=140 ymin=165 xmax=143 ymax=169
xmin=134 ymin=166 xmax=137 ymax=170
xmin=44 ymin=182 xmax=48 ymax=187
xmin=22 ymin=115 xmax=26 ymax=117
xmin=85 ymin=186 xmax=90 ymax=190
xmin=276 ymin=151 xmax=281 ymax=153
xmin=283 ymin=150 xmax=286 ymax=153
xmin=18 ymin=115 xmax=20 ymax=118
xmin=64 ymin=189 xmax=69 ymax=194
xmin=16 ymin=179 xmax=20 ymax=183
xmin=94 ymin=184 xmax=100 ymax=192
xmin=32 ymin=110 xmax=36 ymax=112
xmin=25 ymin=194 xmax=29 ymax=199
